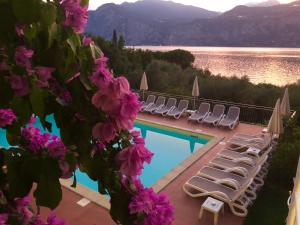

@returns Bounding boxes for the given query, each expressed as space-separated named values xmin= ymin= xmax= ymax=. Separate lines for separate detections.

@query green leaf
xmin=110 ymin=191 xmax=132 ymax=225
xmin=98 ymin=180 xmax=107 ymax=195
xmin=34 ymin=158 xmax=62 ymax=209
xmin=80 ymin=75 xmax=92 ymax=90
xmin=0 ymin=75 xmax=13 ymax=107
xmin=67 ymin=34 xmax=81 ymax=55
xmin=29 ymin=86 xmax=45 ymax=119
xmin=6 ymin=149 xmax=33 ymax=198
xmin=40 ymin=2 xmax=56 ymax=26
xmin=90 ymin=44 xmax=102 ymax=60
xmin=48 ymin=23 xmax=57 ymax=48
xmin=0 ymin=3 xmax=16 ymax=44
xmin=12 ymin=0 xmax=40 ymax=24
xmin=6 ymin=97 xmax=31 ymax=145
xmin=24 ymin=23 xmax=38 ymax=41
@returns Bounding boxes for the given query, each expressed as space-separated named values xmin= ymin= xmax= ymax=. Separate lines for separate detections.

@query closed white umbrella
xmin=281 ymin=88 xmax=291 ymax=117
xmin=267 ymin=98 xmax=284 ymax=135
xmin=192 ymin=76 xmax=199 ymax=109
xmin=140 ymin=72 xmax=148 ymax=100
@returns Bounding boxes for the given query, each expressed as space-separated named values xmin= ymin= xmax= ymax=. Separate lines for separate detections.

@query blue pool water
xmin=0 ymin=116 xmax=209 ymax=190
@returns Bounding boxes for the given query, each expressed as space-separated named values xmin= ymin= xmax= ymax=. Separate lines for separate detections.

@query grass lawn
xmin=244 ymin=180 xmax=290 ymax=225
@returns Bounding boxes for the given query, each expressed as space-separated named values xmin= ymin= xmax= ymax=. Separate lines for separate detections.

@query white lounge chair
xmin=183 ymin=176 xmax=253 ymax=217
xmin=202 ymin=104 xmax=225 ymax=126
xmin=144 ymin=96 xmax=166 ymax=114
xmin=197 ymin=166 xmax=257 ymax=200
xmin=140 ymin=95 xmax=156 ymax=112
xmin=188 ymin=103 xmax=210 ymax=122
xmin=154 ymin=98 xmax=177 ymax=116
xmin=167 ymin=100 xmax=189 ymax=119
xmin=218 ymin=106 xmax=240 ymax=129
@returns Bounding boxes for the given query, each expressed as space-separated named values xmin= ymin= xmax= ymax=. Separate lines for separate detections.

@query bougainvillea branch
xmin=0 ymin=0 xmax=174 ymax=225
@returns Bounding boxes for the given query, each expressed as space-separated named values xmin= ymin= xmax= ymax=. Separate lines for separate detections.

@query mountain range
xmin=85 ymin=0 xmax=300 ymax=47
xmin=245 ymin=0 xmax=280 ymax=7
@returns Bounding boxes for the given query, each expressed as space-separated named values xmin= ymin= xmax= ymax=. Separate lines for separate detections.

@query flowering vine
xmin=0 ymin=0 xmax=174 ymax=225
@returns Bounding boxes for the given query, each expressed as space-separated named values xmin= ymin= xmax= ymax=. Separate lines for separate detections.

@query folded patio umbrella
xmin=140 ymin=72 xmax=148 ymax=100
xmin=267 ymin=98 xmax=284 ymax=135
xmin=281 ymin=88 xmax=291 ymax=117
xmin=192 ymin=76 xmax=199 ymax=109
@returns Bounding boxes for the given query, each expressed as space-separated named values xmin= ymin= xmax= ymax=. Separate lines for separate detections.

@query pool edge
xmin=60 ymin=118 xmax=224 ymax=211
xmin=60 ymin=179 xmax=111 ymax=210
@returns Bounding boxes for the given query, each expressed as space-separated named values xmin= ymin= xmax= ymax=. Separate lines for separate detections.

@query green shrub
xmin=269 ymin=119 xmax=300 ymax=189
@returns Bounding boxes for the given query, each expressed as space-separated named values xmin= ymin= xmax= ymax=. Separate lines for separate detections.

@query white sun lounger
xmin=167 ymin=100 xmax=189 ymax=119
xmin=188 ymin=103 xmax=210 ymax=122
xmin=218 ymin=106 xmax=240 ymax=129
xmin=144 ymin=96 xmax=166 ymax=114
xmin=154 ymin=98 xmax=177 ymax=116
xmin=140 ymin=95 xmax=156 ymax=112
xmin=183 ymin=176 xmax=253 ymax=217
xmin=202 ymin=104 xmax=225 ymax=126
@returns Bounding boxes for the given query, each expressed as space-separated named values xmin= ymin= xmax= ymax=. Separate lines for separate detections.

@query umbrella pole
xmin=142 ymin=90 xmax=145 ymax=101
xmin=193 ymin=97 xmax=196 ymax=110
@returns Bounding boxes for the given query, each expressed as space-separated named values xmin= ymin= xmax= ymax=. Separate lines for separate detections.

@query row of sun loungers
xmin=189 ymin=103 xmax=240 ymax=129
xmin=141 ymin=95 xmax=189 ymax=119
xmin=183 ymin=132 xmax=274 ymax=217
xmin=140 ymin=95 xmax=240 ymax=129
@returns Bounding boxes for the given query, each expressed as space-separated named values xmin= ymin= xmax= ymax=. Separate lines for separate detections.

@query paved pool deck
xmin=40 ymin=113 xmax=264 ymax=225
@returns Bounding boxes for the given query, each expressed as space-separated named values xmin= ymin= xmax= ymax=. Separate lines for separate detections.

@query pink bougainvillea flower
xmin=92 ymin=91 xmax=121 ymax=113
xmin=95 ymin=56 xmax=109 ymax=68
xmin=131 ymin=130 xmax=145 ymax=145
xmin=35 ymin=66 xmax=55 ymax=87
xmin=74 ymin=112 xmax=86 ymax=121
xmin=15 ymin=25 xmax=24 ymax=36
xmin=129 ymin=188 xmax=174 ymax=225
xmin=33 ymin=216 xmax=46 ymax=225
xmin=92 ymin=122 xmax=117 ymax=143
xmin=8 ymin=74 xmax=30 ymax=96
xmin=105 ymin=76 xmax=130 ymax=99
xmin=56 ymin=90 xmax=72 ymax=105
xmin=0 ymin=61 xmax=9 ymax=71
xmin=116 ymin=144 xmax=153 ymax=177
xmin=28 ymin=115 xmax=36 ymax=125
xmin=82 ymin=36 xmax=93 ymax=46
xmin=59 ymin=160 xmax=72 ymax=179
xmin=60 ymin=0 xmax=88 ymax=33
xmin=114 ymin=92 xmax=140 ymax=130
xmin=21 ymin=126 xmax=50 ymax=153
xmin=47 ymin=139 xmax=67 ymax=159
xmin=0 ymin=109 xmax=16 ymax=128
xmin=14 ymin=46 xmax=34 ymax=69
xmin=90 ymin=56 xmax=112 ymax=88
xmin=0 ymin=213 xmax=8 ymax=225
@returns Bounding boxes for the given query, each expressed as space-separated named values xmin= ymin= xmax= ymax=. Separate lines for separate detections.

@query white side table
xmin=246 ymin=147 xmax=261 ymax=157
xmin=199 ymin=197 xmax=224 ymax=225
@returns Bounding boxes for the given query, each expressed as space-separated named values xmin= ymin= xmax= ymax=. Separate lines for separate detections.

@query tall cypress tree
xmin=112 ymin=29 xmax=118 ymax=46
xmin=118 ymin=35 xmax=125 ymax=50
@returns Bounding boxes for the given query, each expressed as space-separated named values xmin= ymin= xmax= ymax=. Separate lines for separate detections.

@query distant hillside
xmin=85 ymin=0 xmax=219 ymax=43
xmin=86 ymin=0 xmax=300 ymax=47
xmin=246 ymin=0 xmax=280 ymax=7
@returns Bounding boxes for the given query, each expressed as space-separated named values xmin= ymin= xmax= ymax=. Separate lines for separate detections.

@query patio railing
xmin=135 ymin=90 xmax=295 ymax=125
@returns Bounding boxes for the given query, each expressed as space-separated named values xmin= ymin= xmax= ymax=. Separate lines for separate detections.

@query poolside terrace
xmin=39 ymin=112 xmax=265 ymax=225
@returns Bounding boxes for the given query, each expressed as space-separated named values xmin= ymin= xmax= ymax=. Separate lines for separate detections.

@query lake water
xmin=133 ymin=46 xmax=300 ymax=86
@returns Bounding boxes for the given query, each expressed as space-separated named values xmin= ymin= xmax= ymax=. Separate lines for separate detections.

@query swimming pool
xmin=0 ymin=115 xmax=211 ymax=190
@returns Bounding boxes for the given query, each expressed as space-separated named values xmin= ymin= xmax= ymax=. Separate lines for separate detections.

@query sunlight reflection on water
xmin=134 ymin=46 xmax=300 ymax=86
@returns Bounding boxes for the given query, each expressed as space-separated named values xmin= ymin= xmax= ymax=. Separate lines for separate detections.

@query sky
xmin=88 ymin=0 xmax=294 ymax=12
